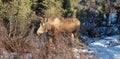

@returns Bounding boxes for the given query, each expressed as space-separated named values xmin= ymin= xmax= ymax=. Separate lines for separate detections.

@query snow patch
xmin=88 ymin=35 xmax=120 ymax=59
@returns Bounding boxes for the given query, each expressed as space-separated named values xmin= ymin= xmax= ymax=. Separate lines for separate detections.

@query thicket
xmin=2 ymin=0 xmax=119 ymax=37
xmin=0 ymin=0 xmax=81 ymax=37
xmin=0 ymin=0 xmax=81 ymax=54
xmin=0 ymin=0 xmax=120 ymax=59
xmin=0 ymin=0 xmax=35 ymax=37
xmin=33 ymin=0 xmax=80 ymax=18
xmin=1 ymin=0 xmax=120 ymax=36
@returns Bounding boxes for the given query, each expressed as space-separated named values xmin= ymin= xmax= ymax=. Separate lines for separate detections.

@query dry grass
xmin=0 ymin=31 xmax=77 ymax=59
xmin=32 ymin=32 xmax=76 ymax=59
xmin=0 ymin=21 xmax=97 ymax=59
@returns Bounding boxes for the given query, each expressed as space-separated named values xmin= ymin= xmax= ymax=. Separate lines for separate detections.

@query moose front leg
xmin=72 ymin=28 xmax=80 ymax=44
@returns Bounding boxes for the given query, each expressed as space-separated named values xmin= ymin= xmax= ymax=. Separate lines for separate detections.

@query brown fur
xmin=37 ymin=17 xmax=80 ymax=36
xmin=37 ymin=17 xmax=80 ymax=42
xmin=37 ymin=17 xmax=81 ymax=45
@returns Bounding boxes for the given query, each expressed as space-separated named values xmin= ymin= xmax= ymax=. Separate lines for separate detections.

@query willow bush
xmin=0 ymin=0 xmax=88 ymax=37
xmin=0 ymin=0 xmax=35 ymax=37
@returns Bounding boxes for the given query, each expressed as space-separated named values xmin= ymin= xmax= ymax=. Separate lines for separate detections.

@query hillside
xmin=0 ymin=0 xmax=120 ymax=59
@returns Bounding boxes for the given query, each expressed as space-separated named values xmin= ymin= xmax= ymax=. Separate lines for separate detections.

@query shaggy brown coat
xmin=37 ymin=17 xmax=80 ymax=36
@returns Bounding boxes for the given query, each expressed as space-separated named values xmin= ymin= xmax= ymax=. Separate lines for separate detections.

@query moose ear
xmin=44 ymin=18 xmax=48 ymax=23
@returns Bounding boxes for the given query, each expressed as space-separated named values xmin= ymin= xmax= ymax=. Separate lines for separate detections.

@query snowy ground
xmin=88 ymin=35 xmax=120 ymax=59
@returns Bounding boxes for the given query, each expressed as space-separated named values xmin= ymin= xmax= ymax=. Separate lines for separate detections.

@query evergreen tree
xmin=97 ymin=0 xmax=105 ymax=18
xmin=62 ymin=0 xmax=79 ymax=18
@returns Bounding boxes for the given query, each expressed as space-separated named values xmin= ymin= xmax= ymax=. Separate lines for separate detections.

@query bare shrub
xmin=35 ymin=32 xmax=76 ymax=59
xmin=0 ymin=19 xmax=89 ymax=59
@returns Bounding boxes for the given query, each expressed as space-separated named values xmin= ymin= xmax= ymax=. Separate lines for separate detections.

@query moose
xmin=37 ymin=16 xmax=80 ymax=40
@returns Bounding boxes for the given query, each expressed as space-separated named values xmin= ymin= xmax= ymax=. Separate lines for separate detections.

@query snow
xmin=72 ymin=48 xmax=80 ymax=59
xmin=108 ymin=12 xmax=117 ymax=24
xmin=88 ymin=35 xmax=120 ymax=59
